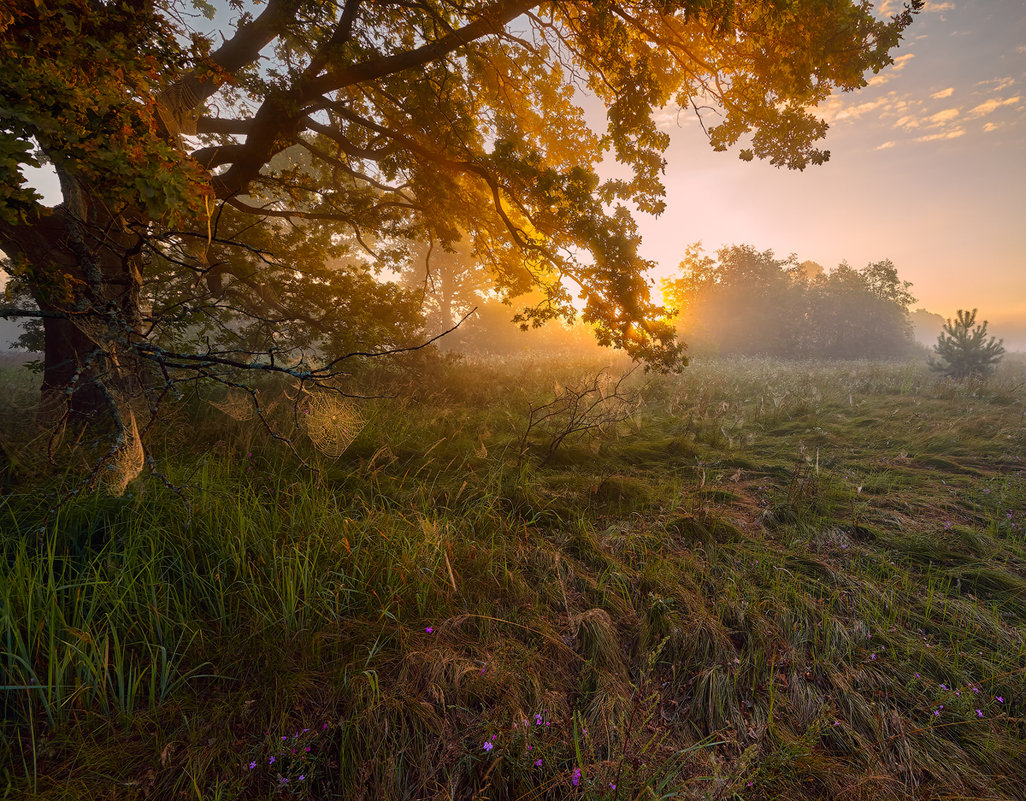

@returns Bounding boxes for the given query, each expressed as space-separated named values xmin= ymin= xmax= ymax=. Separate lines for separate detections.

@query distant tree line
xmin=661 ymin=244 xmax=918 ymax=359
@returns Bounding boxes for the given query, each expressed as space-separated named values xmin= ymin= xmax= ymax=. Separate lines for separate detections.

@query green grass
xmin=1 ymin=354 xmax=1025 ymax=799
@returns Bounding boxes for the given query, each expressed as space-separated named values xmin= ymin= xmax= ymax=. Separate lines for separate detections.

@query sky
xmin=11 ymin=0 xmax=1026 ymax=350
xmin=628 ymin=0 xmax=1026 ymax=348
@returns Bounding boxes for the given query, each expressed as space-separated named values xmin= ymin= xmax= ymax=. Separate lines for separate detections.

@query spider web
xmin=96 ymin=407 xmax=144 ymax=497
xmin=298 ymin=391 xmax=366 ymax=459
xmin=207 ymin=387 xmax=258 ymax=421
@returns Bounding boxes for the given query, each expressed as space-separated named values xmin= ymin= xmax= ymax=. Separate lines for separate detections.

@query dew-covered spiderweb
xmin=96 ymin=405 xmax=144 ymax=497
xmin=297 ymin=390 xmax=366 ymax=458
xmin=207 ymin=386 xmax=259 ymax=421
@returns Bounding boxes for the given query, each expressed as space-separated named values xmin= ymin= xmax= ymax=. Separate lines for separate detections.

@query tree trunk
xmin=0 ymin=190 xmax=145 ymax=422
xmin=37 ymin=311 xmax=109 ymax=417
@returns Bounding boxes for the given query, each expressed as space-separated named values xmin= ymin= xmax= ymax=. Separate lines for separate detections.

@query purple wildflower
xmin=483 ymin=741 xmax=493 ymax=752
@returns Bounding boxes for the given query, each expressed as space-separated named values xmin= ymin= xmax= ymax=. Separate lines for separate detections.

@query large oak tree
xmin=1 ymin=0 xmax=921 ymax=423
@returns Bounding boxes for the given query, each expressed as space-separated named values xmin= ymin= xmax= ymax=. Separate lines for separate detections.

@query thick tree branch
xmin=195 ymin=117 xmax=254 ymax=136
xmin=301 ymin=0 xmax=535 ymax=100
xmin=158 ymin=0 xmax=298 ymax=132
xmin=0 ymin=306 xmax=67 ymax=319
xmin=212 ymin=0 xmax=537 ymax=198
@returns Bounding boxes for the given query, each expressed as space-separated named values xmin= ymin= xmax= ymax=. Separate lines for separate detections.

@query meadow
xmin=1 ymin=353 xmax=1025 ymax=800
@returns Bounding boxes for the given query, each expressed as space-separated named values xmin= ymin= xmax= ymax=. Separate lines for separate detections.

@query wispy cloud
xmin=892 ymin=53 xmax=916 ymax=70
xmin=823 ymin=95 xmax=895 ymax=123
xmin=976 ymin=77 xmax=1015 ymax=92
xmin=967 ymin=96 xmax=1021 ymax=118
xmin=874 ymin=141 xmax=896 ymax=150
xmin=982 ymin=122 xmax=1004 ymax=133
xmin=867 ymin=53 xmax=916 ymax=87
xmin=923 ymin=0 xmax=956 ymax=21
xmin=916 ymin=128 xmax=966 ymax=142
xmin=927 ymin=108 xmax=960 ymax=125
xmin=931 ymin=88 xmax=954 ymax=99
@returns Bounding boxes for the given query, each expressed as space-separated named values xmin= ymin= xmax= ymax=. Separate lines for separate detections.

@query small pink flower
xmin=977 ymin=709 xmax=984 ymax=717
xmin=996 ymin=696 xmax=1004 ymax=703
xmin=483 ymin=741 xmax=493 ymax=752
xmin=534 ymin=758 xmax=542 ymax=767
xmin=425 ymin=626 xmax=433 ymax=634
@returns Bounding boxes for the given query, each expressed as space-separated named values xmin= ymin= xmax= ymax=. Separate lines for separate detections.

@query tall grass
xmin=1 ymin=353 xmax=1024 ymax=799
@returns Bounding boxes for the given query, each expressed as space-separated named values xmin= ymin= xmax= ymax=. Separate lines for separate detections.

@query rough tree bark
xmin=0 ymin=179 xmax=145 ymax=419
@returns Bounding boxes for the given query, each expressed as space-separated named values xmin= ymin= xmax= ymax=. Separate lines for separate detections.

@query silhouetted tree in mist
xmin=662 ymin=246 xmax=917 ymax=359
xmin=929 ymin=309 xmax=1005 ymax=379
